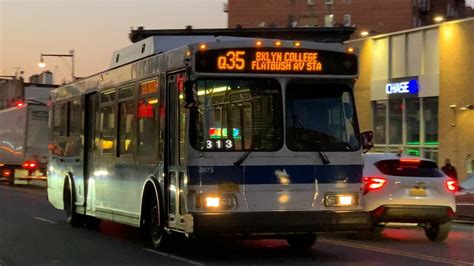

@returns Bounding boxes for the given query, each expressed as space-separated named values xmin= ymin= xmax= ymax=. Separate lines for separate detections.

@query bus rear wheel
xmin=286 ymin=234 xmax=317 ymax=249
xmin=64 ymin=182 xmax=83 ymax=227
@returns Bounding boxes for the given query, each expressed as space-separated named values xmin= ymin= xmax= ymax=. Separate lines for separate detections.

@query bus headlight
xmin=200 ymin=194 xmax=237 ymax=210
xmin=325 ymin=194 xmax=358 ymax=207
xmin=205 ymin=196 xmax=220 ymax=207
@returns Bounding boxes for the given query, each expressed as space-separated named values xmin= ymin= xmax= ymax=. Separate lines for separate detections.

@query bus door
xmin=165 ymin=71 xmax=187 ymax=226
xmin=84 ymin=92 xmax=97 ymax=212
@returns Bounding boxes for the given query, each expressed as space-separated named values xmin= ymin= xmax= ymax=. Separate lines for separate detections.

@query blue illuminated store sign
xmin=385 ymin=77 xmax=419 ymax=99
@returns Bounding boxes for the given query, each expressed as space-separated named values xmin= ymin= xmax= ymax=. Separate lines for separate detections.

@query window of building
xmin=423 ymin=97 xmax=438 ymax=144
xmin=343 ymin=14 xmax=351 ymax=26
xmin=388 ymin=99 xmax=403 ymax=144
xmin=373 ymin=101 xmax=387 ymax=144
xmin=372 ymin=96 xmax=439 ymax=159
xmin=307 ymin=0 xmax=315 ymax=5
xmin=324 ymin=14 xmax=334 ymax=27
xmin=406 ymin=98 xmax=420 ymax=144
xmin=325 ymin=0 xmax=333 ymax=4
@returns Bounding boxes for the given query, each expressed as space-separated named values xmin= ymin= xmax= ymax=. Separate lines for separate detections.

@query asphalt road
xmin=1 ymin=183 xmax=473 ymax=266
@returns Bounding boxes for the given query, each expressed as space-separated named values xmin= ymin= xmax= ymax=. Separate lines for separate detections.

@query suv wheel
xmin=286 ymin=234 xmax=317 ymax=249
xmin=424 ymin=222 xmax=451 ymax=242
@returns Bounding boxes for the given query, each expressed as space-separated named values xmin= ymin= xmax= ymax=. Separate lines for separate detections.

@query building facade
xmin=346 ymin=18 xmax=474 ymax=179
xmin=227 ymin=0 xmax=472 ymax=37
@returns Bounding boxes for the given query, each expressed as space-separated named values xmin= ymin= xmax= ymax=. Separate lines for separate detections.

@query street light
xmin=434 ymin=16 xmax=445 ymax=23
xmin=38 ymin=49 xmax=75 ymax=82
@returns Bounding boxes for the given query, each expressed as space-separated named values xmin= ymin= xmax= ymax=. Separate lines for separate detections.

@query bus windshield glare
xmin=190 ymin=79 xmax=283 ymax=151
xmin=286 ymin=83 xmax=360 ymax=152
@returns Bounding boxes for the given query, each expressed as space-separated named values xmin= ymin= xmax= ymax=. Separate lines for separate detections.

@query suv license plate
xmin=409 ymin=187 xmax=427 ymax=197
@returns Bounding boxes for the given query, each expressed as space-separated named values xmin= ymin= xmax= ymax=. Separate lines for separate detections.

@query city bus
xmin=47 ymin=29 xmax=373 ymax=249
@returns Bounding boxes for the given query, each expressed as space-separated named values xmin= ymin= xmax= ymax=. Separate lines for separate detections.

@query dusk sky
xmin=0 ymin=0 xmax=227 ymax=83
xmin=1 ymin=0 xmax=473 ymax=84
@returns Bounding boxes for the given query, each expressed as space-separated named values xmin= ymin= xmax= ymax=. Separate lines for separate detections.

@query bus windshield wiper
xmin=234 ymin=150 xmax=251 ymax=167
xmin=318 ymin=151 xmax=330 ymax=165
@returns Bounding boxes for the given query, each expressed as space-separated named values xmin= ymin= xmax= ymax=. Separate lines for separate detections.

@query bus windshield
xmin=286 ymin=83 xmax=360 ymax=152
xmin=190 ymin=79 xmax=283 ymax=151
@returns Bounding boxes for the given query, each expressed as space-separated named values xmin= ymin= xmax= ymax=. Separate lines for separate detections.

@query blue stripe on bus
xmin=187 ymin=165 xmax=362 ymax=185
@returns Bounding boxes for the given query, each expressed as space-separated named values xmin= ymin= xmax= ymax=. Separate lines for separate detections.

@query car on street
xmin=455 ymin=173 xmax=474 ymax=220
xmin=361 ymin=153 xmax=457 ymax=242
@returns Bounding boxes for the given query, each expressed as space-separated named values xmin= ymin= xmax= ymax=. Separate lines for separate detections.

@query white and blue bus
xmin=47 ymin=29 xmax=373 ymax=249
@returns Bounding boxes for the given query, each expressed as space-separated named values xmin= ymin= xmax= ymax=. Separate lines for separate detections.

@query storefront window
xmin=372 ymin=96 xmax=438 ymax=159
xmin=424 ymin=148 xmax=438 ymax=162
xmin=423 ymin=97 xmax=438 ymax=144
xmin=388 ymin=99 xmax=403 ymax=144
xmin=406 ymin=98 xmax=420 ymax=144
xmin=373 ymin=101 xmax=387 ymax=144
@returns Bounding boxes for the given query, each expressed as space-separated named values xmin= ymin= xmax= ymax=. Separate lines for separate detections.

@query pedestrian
xmin=441 ymin=158 xmax=458 ymax=180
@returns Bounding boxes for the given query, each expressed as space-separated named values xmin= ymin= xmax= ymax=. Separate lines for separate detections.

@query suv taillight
xmin=445 ymin=180 xmax=457 ymax=192
xmin=22 ymin=160 xmax=38 ymax=170
xmin=363 ymin=176 xmax=387 ymax=195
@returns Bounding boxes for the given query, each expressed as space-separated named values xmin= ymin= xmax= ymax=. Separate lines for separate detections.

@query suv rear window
xmin=374 ymin=160 xmax=444 ymax=177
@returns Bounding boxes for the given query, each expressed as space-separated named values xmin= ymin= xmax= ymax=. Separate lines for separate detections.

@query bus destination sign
xmin=195 ymin=48 xmax=357 ymax=75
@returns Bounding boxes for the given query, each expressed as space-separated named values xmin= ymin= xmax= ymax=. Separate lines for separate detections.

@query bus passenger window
xmin=138 ymin=97 xmax=158 ymax=157
xmin=68 ymin=99 xmax=81 ymax=136
xmin=100 ymin=105 xmax=115 ymax=154
xmin=53 ymin=103 xmax=67 ymax=137
xmin=118 ymin=100 xmax=135 ymax=156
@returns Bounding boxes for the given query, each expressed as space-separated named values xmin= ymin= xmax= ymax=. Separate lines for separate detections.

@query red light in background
xmin=16 ymin=101 xmax=25 ymax=107
xmin=445 ymin=180 xmax=457 ymax=192
xmin=22 ymin=160 xmax=38 ymax=170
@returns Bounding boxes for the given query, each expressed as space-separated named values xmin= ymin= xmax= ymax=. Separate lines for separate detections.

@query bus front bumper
xmin=192 ymin=211 xmax=370 ymax=236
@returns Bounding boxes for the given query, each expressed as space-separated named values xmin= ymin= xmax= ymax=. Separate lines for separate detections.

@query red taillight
xmin=16 ymin=101 xmax=25 ymax=107
xmin=363 ymin=176 xmax=387 ymax=195
xmin=445 ymin=180 xmax=457 ymax=192
xmin=22 ymin=161 xmax=38 ymax=170
xmin=2 ymin=169 xmax=12 ymax=177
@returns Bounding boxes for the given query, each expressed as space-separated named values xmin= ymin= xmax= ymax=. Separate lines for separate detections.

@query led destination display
xmin=195 ymin=48 xmax=357 ymax=75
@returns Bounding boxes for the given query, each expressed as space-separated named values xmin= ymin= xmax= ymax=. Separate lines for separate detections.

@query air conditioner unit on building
xmin=223 ymin=2 xmax=228 ymax=12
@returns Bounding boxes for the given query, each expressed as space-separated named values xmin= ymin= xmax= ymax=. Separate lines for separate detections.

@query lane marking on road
xmin=144 ymin=248 xmax=203 ymax=265
xmin=34 ymin=217 xmax=57 ymax=224
xmin=453 ymin=223 xmax=474 ymax=231
xmin=319 ymin=238 xmax=474 ymax=266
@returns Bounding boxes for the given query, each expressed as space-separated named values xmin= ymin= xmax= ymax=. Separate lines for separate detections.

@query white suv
xmin=362 ymin=153 xmax=457 ymax=242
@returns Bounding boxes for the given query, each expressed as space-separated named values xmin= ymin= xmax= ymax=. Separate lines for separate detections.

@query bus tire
xmin=144 ymin=193 xmax=171 ymax=249
xmin=64 ymin=179 xmax=83 ymax=227
xmin=286 ymin=234 xmax=317 ymax=249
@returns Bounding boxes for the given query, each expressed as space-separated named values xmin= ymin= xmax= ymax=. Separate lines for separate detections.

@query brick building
xmin=226 ymin=0 xmax=471 ymax=37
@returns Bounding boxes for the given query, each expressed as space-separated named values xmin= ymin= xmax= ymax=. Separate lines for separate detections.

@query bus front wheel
xmin=147 ymin=195 xmax=171 ymax=249
xmin=64 ymin=181 xmax=83 ymax=227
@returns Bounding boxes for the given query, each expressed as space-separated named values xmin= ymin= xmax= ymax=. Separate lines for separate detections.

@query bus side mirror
xmin=184 ymin=80 xmax=197 ymax=109
xmin=361 ymin=131 xmax=374 ymax=152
